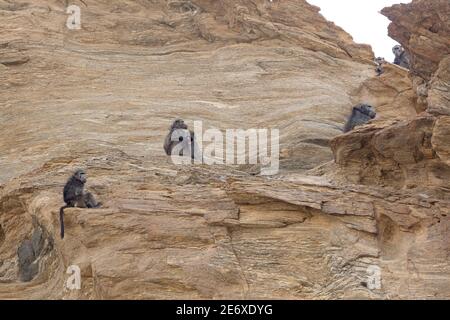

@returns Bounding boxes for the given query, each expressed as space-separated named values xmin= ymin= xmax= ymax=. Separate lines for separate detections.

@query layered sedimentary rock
xmin=329 ymin=0 xmax=450 ymax=200
xmin=381 ymin=0 xmax=450 ymax=80
xmin=382 ymin=0 xmax=450 ymax=115
xmin=0 ymin=0 xmax=449 ymax=299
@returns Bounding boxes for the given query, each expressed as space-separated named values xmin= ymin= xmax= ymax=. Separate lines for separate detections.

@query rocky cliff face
xmin=382 ymin=0 xmax=450 ymax=81
xmin=382 ymin=0 xmax=450 ymax=119
xmin=326 ymin=0 xmax=450 ymax=198
xmin=0 ymin=0 xmax=449 ymax=299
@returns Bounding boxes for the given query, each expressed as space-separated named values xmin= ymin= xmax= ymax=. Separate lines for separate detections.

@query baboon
xmin=163 ymin=119 xmax=188 ymax=155
xmin=374 ymin=57 xmax=386 ymax=65
xmin=392 ymin=45 xmax=410 ymax=69
xmin=343 ymin=104 xmax=376 ymax=133
xmin=59 ymin=169 xmax=101 ymax=239
xmin=163 ymin=119 xmax=201 ymax=160
xmin=374 ymin=57 xmax=386 ymax=76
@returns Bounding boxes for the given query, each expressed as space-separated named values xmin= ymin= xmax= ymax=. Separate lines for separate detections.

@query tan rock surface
xmin=382 ymin=0 xmax=450 ymax=116
xmin=428 ymin=56 xmax=450 ymax=116
xmin=349 ymin=63 xmax=420 ymax=119
xmin=328 ymin=115 xmax=450 ymax=199
xmin=0 ymin=0 xmax=449 ymax=299
xmin=382 ymin=0 xmax=450 ymax=80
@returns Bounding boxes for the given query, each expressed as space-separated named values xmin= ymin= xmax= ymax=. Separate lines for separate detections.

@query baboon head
xmin=392 ymin=45 xmax=404 ymax=57
xmin=374 ymin=57 xmax=385 ymax=65
xmin=170 ymin=119 xmax=188 ymax=131
xmin=357 ymin=104 xmax=376 ymax=119
xmin=73 ymin=169 xmax=87 ymax=184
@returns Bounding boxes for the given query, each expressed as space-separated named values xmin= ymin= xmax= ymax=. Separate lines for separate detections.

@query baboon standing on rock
xmin=59 ymin=169 xmax=101 ymax=239
xmin=343 ymin=104 xmax=376 ymax=133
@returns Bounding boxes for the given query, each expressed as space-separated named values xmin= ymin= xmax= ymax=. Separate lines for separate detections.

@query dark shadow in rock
xmin=0 ymin=2 xmax=29 ymax=11
xmin=0 ymin=52 xmax=29 ymax=66
xmin=17 ymin=240 xmax=38 ymax=282
xmin=16 ymin=222 xmax=53 ymax=282
xmin=0 ymin=224 xmax=5 ymax=246
xmin=301 ymin=138 xmax=331 ymax=148
xmin=31 ymin=227 xmax=44 ymax=257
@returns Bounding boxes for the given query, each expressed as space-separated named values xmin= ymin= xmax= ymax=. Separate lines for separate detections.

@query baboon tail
xmin=59 ymin=206 xmax=67 ymax=239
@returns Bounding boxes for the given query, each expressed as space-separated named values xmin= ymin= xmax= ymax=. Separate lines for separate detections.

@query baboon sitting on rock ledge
xmin=343 ymin=104 xmax=376 ymax=133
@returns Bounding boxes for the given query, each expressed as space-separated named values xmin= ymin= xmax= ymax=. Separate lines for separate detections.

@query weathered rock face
xmin=329 ymin=0 xmax=450 ymax=200
xmin=323 ymin=1 xmax=450 ymax=300
xmin=329 ymin=114 xmax=450 ymax=199
xmin=0 ymin=0 xmax=449 ymax=299
xmin=382 ymin=0 xmax=450 ymax=116
xmin=428 ymin=56 xmax=450 ymax=116
xmin=0 ymin=0 xmax=377 ymax=180
xmin=381 ymin=0 xmax=450 ymax=80
xmin=433 ymin=116 xmax=450 ymax=166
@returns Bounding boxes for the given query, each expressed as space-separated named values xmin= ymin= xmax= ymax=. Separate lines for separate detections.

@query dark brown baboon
xmin=59 ymin=169 xmax=101 ymax=239
xmin=163 ymin=119 xmax=201 ymax=161
xmin=343 ymin=104 xmax=376 ymax=133
xmin=392 ymin=45 xmax=410 ymax=69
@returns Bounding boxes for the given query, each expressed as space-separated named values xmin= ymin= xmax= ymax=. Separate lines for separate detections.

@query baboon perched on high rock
xmin=392 ymin=45 xmax=410 ymax=69
xmin=59 ymin=169 xmax=101 ymax=239
xmin=343 ymin=104 xmax=376 ymax=133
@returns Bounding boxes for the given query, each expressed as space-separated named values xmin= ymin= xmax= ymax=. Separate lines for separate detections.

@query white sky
xmin=306 ymin=0 xmax=412 ymax=60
